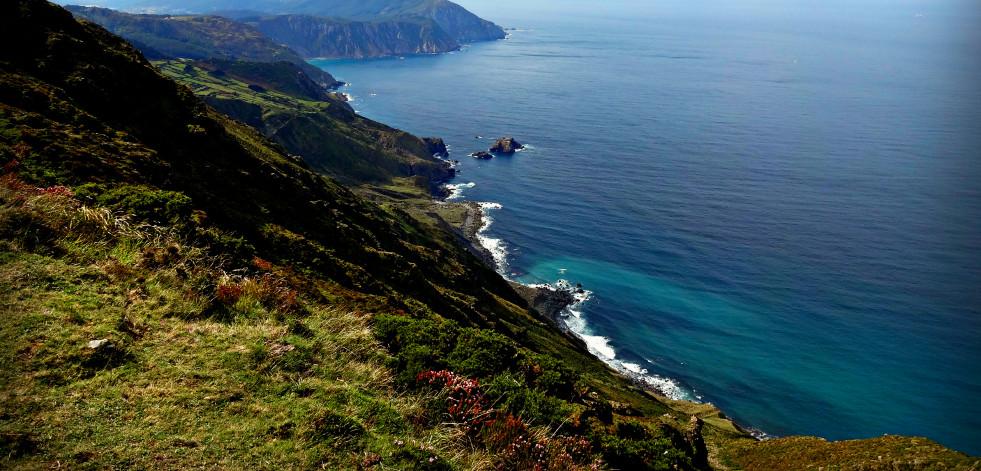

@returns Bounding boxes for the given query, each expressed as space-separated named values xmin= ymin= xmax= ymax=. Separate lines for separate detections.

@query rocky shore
xmin=433 ymin=185 xmax=680 ymax=400
xmin=448 ymin=197 xmax=681 ymax=400
xmin=456 ymin=201 xmax=496 ymax=264
xmin=508 ymin=281 xmax=575 ymax=322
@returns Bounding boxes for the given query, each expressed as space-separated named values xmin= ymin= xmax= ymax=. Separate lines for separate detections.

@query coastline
xmin=460 ymin=201 xmax=495 ymax=264
xmin=451 ymin=197 xmax=684 ymax=400
xmin=436 ymin=192 xmax=768 ymax=437
xmin=451 ymin=199 xmax=574 ymax=321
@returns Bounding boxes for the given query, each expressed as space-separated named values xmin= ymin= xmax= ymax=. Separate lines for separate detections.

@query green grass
xmin=717 ymin=435 xmax=978 ymax=471
xmin=0 ymin=173 xmax=710 ymax=471
xmin=0 ymin=178 xmax=485 ymax=470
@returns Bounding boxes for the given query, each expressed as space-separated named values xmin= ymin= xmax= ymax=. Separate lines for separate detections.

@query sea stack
xmin=489 ymin=137 xmax=524 ymax=154
xmin=470 ymin=151 xmax=493 ymax=159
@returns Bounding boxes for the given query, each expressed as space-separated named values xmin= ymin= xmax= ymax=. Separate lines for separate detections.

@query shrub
xmin=483 ymin=374 xmax=574 ymax=426
xmin=521 ymin=353 xmax=581 ymax=400
xmin=418 ymin=370 xmax=600 ymax=470
xmin=373 ymin=314 xmax=460 ymax=385
xmin=591 ymin=421 xmax=692 ymax=471
xmin=447 ymin=328 xmax=517 ymax=378
xmin=373 ymin=314 xmax=458 ymax=355
xmin=215 ymin=273 xmax=301 ymax=319
xmin=78 ymin=184 xmax=192 ymax=225
xmin=215 ymin=282 xmax=243 ymax=305
xmin=391 ymin=343 xmax=447 ymax=385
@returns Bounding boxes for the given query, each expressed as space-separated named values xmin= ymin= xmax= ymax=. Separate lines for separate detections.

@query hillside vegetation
xmin=151 ymin=59 xmax=454 ymax=196
xmin=0 ymin=1 xmax=975 ymax=470
xmin=65 ymin=5 xmax=342 ymax=86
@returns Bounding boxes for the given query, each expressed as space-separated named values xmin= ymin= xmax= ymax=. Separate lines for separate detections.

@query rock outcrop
xmin=470 ymin=151 xmax=493 ymax=159
xmin=489 ymin=137 xmax=524 ymax=154
xmin=686 ymin=416 xmax=709 ymax=469
xmin=422 ymin=137 xmax=448 ymax=156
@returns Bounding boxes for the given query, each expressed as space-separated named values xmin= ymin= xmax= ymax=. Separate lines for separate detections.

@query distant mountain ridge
xmin=57 ymin=0 xmax=506 ymax=44
xmin=65 ymin=5 xmax=342 ymax=85
xmin=65 ymin=3 xmax=490 ymax=59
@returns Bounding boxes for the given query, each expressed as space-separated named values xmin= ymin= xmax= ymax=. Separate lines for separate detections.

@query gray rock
xmin=489 ymin=137 xmax=524 ymax=154
xmin=87 ymin=339 xmax=112 ymax=349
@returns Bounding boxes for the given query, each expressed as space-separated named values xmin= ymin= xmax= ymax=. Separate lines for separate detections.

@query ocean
xmin=312 ymin=0 xmax=981 ymax=455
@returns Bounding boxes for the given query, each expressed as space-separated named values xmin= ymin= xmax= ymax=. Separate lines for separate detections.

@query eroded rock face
xmin=470 ymin=151 xmax=493 ymax=159
xmin=422 ymin=137 xmax=448 ymax=156
xmin=686 ymin=416 xmax=709 ymax=469
xmin=489 ymin=137 xmax=524 ymax=154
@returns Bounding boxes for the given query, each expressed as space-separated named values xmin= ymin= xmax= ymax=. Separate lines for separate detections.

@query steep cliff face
xmin=249 ymin=15 xmax=460 ymax=59
xmin=424 ymin=0 xmax=506 ymax=42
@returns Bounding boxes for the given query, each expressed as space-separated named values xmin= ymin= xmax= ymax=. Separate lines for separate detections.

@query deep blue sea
xmin=313 ymin=0 xmax=981 ymax=455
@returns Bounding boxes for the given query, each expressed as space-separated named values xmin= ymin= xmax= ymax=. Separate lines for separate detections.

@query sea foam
xmin=443 ymin=178 xmax=695 ymax=402
xmin=476 ymin=202 xmax=508 ymax=272
xmin=444 ymin=182 xmax=474 ymax=200
xmin=550 ymin=276 xmax=698 ymax=402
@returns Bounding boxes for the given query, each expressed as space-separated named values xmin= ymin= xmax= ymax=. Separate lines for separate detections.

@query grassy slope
xmin=0 ymin=1 xmax=974 ymax=469
xmin=718 ymin=435 xmax=976 ymax=471
xmin=152 ymin=59 xmax=452 ymax=194
xmin=0 ymin=185 xmax=433 ymax=469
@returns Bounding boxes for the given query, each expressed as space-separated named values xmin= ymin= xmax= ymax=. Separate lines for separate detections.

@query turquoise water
xmin=313 ymin=1 xmax=981 ymax=454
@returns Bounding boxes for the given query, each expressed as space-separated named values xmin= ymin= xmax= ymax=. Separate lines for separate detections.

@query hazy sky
xmin=460 ymin=0 xmax=981 ymax=33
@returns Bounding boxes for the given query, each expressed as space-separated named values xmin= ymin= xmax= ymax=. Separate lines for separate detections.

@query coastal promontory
xmin=423 ymin=137 xmax=449 ymax=156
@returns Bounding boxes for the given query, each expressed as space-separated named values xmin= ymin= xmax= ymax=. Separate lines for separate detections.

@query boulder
xmin=422 ymin=137 xmax=448 ymax=157
xmin=470 ymin=151 xmax=493 ymax=159
xmin=489 ymin=137 xmax=524 ymax=154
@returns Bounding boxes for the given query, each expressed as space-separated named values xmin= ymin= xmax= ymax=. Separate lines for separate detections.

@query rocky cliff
xmin=423 ymin=0 xmax=506 ymax=42
xmin=247 ymin=15 xmax=460 ymax=59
